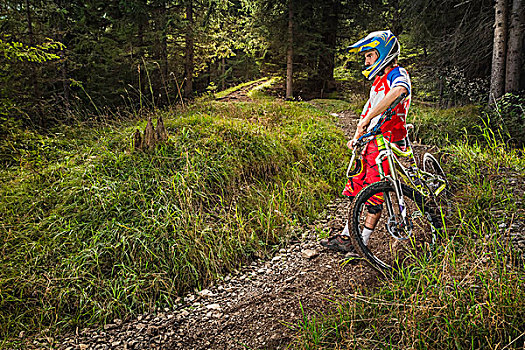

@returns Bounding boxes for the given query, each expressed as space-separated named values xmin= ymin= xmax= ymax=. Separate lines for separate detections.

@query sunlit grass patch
xmin=247 ymin=77 xmax=281 ymax=100
xmin=214 ymin=77 xmax=269 ymax=99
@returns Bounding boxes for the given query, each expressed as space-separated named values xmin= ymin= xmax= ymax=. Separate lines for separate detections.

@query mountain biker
xmin=321 ymin=30 xmax=412 ymax=253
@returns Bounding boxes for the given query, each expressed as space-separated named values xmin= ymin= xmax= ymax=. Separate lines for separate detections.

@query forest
xmin=1 ymin=0 xmax=525 ymax=348
xmin=1 ymin=0 xmax=523 ymax=123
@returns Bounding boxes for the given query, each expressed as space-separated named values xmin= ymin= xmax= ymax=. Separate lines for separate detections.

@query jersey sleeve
xmin=387 ymin=67 xmax=411 ymax=95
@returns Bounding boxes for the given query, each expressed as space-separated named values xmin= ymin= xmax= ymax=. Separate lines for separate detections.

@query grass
xmin=306 ymin=99 xmax=353 ymax=115
xmin=0 ymin=97 xmax=349 ymax=345
xmin=407 ymin=104 xmax=483 ymax=146
xmin=291 ymin=108 xmax=525 ymax=349
xmin=247 ymin=77 xmax=280 ymax=100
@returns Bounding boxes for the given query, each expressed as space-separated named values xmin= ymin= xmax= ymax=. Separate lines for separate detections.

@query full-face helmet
xmin=347 ymin=30 xmax=400 ymax=80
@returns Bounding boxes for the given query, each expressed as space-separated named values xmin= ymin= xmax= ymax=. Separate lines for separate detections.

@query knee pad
xmin=366 ymin=204 xmax=383 ymax=214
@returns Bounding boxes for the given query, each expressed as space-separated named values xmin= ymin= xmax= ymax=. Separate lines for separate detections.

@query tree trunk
xmin=221 ymin=57 xmax=225 ymax=91
xmin=61 ymin=50 xmax=70 ymax=113
xmin=505 ymin=0 xmax=524 ymax=93
xmin=318 ymin=0 xmax=338 ymax=95
xmin=390 ymin=0 xmax=403 ymax=35
xmin=26 ymin=0 xmax=42 ymax=124
xmin=57 ymin=0 xmax=70 ymax=113
xmin=137 ymin=13 xmax=145 ymax=56
xmin=286 ymin=0 xmax=293 ymax=100
xmin=184 ymin=0 xmax=194 ymax=98
xmin=162 ymin=3 xmax=169 ymax=81
xmin=489 ymin=0 xmax=507 ymax=104
xmin=156 ymin=1 xmax=169 ymax=105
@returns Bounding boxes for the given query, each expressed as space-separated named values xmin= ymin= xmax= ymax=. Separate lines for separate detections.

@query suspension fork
xmin=375 ymin=136 xmax=410 ymax=231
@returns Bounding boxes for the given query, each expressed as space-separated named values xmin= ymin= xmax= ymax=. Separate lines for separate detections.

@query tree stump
xmin=155 ymin=115 xmax=168 ymax=142
xmin=143 ymin=117 xmax=156 ymax=149
xmin=133 ymin=129 xmax=143 ymax=150
xmin=133 ymin=116 xmax=169 ymax=151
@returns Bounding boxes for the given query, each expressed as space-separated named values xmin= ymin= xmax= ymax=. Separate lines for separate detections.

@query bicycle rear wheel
xmin=349 ymin=181 xmax=441 ymax=273
xmin=423 ymin=153 xmax=452 ymax=217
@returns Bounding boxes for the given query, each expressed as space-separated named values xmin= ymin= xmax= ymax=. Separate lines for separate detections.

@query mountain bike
xmin=346 ymin=94 xmax=449 ymax=273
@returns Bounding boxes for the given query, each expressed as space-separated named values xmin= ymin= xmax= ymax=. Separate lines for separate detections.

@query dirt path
xmin=58 ymin=205 xmax=379 ymax=350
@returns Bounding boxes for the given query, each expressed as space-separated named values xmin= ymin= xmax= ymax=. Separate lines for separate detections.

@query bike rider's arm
xmin=348 ymin=85 xmax=408 ymax=149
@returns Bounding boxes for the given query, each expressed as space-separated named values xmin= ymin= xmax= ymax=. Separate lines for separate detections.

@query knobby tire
xmin=422 ymin=153 xmax=453 ymax=218
xmin=349 ymin=181 xmax=442 ymax=274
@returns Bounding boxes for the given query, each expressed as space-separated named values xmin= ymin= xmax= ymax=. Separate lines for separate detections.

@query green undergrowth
xmin=292 ymin=126 xmax=525 ymax=349
xmin=306 ymin=99 xmax=353 ymax=115
xmin=407 ymin=104 xmax=482 ymax=145
xmin=0 ymin=98 xmax=348 ymax=344
xmin=407 ymin=97 xmax=525 ymax=148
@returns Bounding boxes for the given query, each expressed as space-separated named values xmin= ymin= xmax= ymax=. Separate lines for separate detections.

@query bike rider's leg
xmin=359 ymin=139 xmax=391 ymax=245
xmin=342 ymin=221 xmax=350 ymax=236
xmin=361 ymin=200 xmax=383 ymax=245
xmin=362 ymin=211 xmax=381 ymax=245
xmin=323 ymin=140 xmax=382 ymax=252
xmin=339 ymin=158 xmax=367 ymax=239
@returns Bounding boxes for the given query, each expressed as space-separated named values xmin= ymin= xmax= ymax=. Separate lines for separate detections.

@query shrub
xmin=407 ymin=104 xmax=481 ymax=146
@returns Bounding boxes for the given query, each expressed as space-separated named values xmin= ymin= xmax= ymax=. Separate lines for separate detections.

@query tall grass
xmin=292 ymin=111 xmax=525 ymax=349
xmin=407 ymin=104 xmax=482 ymax=145
xmin=0 ymin=99 xmax=348 ymax=344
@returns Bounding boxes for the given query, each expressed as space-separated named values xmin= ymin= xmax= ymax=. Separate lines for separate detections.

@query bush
xmin=408 ymin=95 xmax=525 ymax=149
xmin=407 ymin=104 xmax=481 ymax=146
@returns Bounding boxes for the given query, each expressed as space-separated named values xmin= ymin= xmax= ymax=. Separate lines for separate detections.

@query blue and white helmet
xmin=347 ymin=30 xmax=400 ymax=80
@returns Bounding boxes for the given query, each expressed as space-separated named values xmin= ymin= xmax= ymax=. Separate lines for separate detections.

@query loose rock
xmin=301 ymin=249 xmax=319 ymax=259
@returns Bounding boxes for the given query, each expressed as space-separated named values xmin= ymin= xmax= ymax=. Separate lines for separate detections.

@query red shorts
xmin=342 ymin=138 xmax=390 ymax=205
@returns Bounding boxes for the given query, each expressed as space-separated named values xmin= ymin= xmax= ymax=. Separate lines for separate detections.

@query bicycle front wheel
xmin=349 ymin=181 xmax=441 ymax=273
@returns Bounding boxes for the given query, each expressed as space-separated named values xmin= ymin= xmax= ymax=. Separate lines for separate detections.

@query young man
xmin=321 ymin=30 xmax=411 ymax=253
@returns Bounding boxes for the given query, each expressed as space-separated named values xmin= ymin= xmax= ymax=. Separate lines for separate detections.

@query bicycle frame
xmin=346 ymin=132 xmax=447 ymax=240
xmin=376 ymin=135 xmax=428 ymax=196
xmin=348 ymin=134 xmax=447 ymax=197
xmin=345 ymin=92 xmax=447 ymax=241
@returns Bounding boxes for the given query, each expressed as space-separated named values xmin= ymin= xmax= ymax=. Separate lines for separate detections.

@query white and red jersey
xmin=360 ymin=66 xmax=411 ymax=142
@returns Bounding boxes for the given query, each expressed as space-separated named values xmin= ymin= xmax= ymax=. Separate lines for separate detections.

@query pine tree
xmin=490 ymin=0 xmax=507 ymax=103
xmin=505 ymin=0 xmax=524 ymax=93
